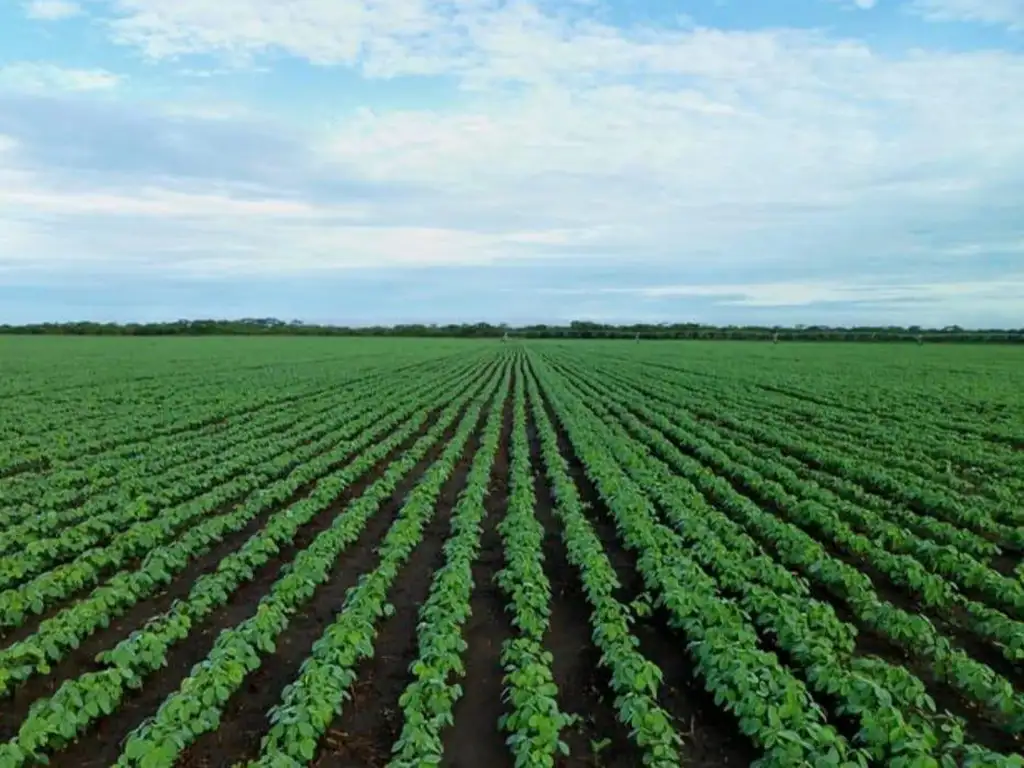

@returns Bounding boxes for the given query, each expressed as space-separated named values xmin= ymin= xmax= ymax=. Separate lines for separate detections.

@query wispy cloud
xmin=543 ymin=276 xmax=1024 ymax=309
xmin=22 ymin=0 xmax=82 ymax=21
xmin=831 ymin=0 xmax=879 ymax=10
xmin=0 ymin=63 xmax=121 ymax=93
xmin=910 ymin=0 xmax=1024 ymax=30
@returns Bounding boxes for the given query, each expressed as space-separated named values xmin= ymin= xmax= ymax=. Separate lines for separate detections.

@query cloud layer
xmin=1 ymin=0 xmax=1023 ymax=325
xmin=22 ymin=0 xmax=82 ymax=21
xmin=0 ymin=63 xmax=121 ymax=92
xmin=911 ymin=0 xmax=1024 ymax=29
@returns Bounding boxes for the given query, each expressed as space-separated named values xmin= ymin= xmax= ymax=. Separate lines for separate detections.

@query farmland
xmin=0 ymin=336 xmax=1022 ymax=768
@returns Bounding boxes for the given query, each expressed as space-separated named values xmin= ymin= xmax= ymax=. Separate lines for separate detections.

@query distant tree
xmin=0 ymin=319 xmax=1019 ymax=343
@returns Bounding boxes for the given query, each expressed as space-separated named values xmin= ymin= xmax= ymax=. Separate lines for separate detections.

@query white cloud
xmin=98 ymin=1 xmax=854 ymax=79
xmin=937 ymin=238 xmax=1024 ymax=256
xmin=96 ymin=1 xmax=1024 ymax=226
xmin=646 ymin=279 xmax=1024 ymax=308
xmin=0 ymin=186 xmax=363 ymax=220
xmin=543 ymin=276 xmax=1024 ymax=313
xmin=312 ymin=40 xmax=1024 ymax=275
xmin=911 ymin=0 xmax=1024 ymax=29
xmin=0 ymin=168 xmax=585 ymax=276
xmin=158 ymin=102 xmax=255 ymax=120
xmin=0 ymin=63 xmax=121 ymax=93
xmin=157 ymin=225 xmax=516 ymax=277
xmin=105 ymin=0 xmax=392 ymax=64
xmin=23 ymin=0 xmax=82 ymax=20
xmin=832 ymin=0 xmax=878 ymax=9
xmin=0 ymin=0 xmax=1020 ymax=325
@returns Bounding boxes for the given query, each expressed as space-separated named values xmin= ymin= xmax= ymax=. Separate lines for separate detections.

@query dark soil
xmin=41 ymin=403 xmax=458 ymax=768
xmin=0 ymin=407 xmax=429 ymax=648
xmin=530 ymin=371 xmax=757 ymax=768
xmin=988 ymin=552 xmax=1022 ymax=578
xmin=171 ymin=399 xmax=479 ymax=768
xmin=0 ymin=458 xmax=49 ymax=480
xmin=0 ymin=404 xmax=447 ymax=743
xmin=313 ymin=396 xmax=497 ymax=768
xmin=440 ymin=392 xmax=515 ymax=768
xmin=526 ymin=406 xmax=640 ymax=768
xmin=612 ymin=392 xmax=1024 ymax=758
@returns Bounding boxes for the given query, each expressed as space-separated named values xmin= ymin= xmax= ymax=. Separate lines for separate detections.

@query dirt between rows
xmin=1 ymin=374 xmax=755 ymax=768
xmin=542 ymin=358 xmax=1024 ymax=760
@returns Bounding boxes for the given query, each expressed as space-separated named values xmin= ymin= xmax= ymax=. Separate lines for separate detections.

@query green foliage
xmin=1 ymin=338 xmax=1022 ymax=768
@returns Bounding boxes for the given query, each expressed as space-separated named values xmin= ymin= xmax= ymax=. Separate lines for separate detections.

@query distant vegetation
xmin=1 ymin=318 xmax=1021 ymax=342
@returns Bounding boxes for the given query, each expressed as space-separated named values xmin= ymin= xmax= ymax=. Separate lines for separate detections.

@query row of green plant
xmin=590 ymin=350 xmax=1023 ymax=547
xmin=387 ymin=363 xmax=511 ymax=765
xmin=659 ymin=370 xmax=1023 ymax=531
xmin=0 ymin=359 xmax=489 ymax=634
xmin=528 ymin=357 xmax=866 ymax=767
xmin=492 ymin=363 xmax=574 ymax=767
xmin=554 ymin=356 xmax=1024 ymax=633
xmin=0 ymin=378 xmax=406 ymax=589
xmin=575 ymin=344 xmax=1020 ymax=501
xmin=244 ymin=363 xmax=509 ymax=766
xmin=569 ymin=350 xmax=1008 ymax=563
xmin=546 ymin=354 xmax=1022 ymax=766
xmin=0 ymin=362 xmax=501 ymax=766
xmin=0 ymin=362 xmax=427 ymax=536
xmin=542 ymin=353 xmax=1024 ymax=742
xmin=605 ymin=348 xmax=1023 ymax=496
xmin=0 ymin=353 xmax=384 ymax=478
xmin=0 ymin=376 xmax=350 ymax=522
xmin=585 ymin=342 xmax=1021 ymax=461
xmin=0 ymin=359 xmax=487 ymax=697
xmin=522 ymin=370 xmax=684 ymax=767
xmin=0 ymin=352 xmax=481 ymax=551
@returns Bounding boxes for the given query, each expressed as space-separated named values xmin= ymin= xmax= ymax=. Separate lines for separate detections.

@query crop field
xmin=0 ymin=336 xmax=1023 ymax=768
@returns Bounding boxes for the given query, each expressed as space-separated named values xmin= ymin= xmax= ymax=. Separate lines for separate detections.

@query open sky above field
xmin=1 ymin=0 xmax=1023 ymax=327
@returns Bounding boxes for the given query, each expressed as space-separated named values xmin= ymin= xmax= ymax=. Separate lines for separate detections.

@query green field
xmin=0 ymin=337 xmax=1022 ymax=767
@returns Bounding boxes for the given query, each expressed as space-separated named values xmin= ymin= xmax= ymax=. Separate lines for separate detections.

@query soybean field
xmin=0 ymin=336 xmax=1022 ymax=768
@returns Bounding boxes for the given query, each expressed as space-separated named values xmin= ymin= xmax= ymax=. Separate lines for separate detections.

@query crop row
xmin=0 ymin=359 xmax=504 ymax=765
xmin=539 ymin=352 xmax=1023 ymax=765
xmin=0 ymin=358 xmax=489 ymax=698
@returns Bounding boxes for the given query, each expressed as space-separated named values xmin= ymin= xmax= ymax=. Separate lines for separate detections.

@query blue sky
xmin=1 ymin=0 xmax=1023 ymax=327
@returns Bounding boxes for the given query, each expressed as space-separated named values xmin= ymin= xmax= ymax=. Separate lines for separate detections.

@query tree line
xmin=1 ymin=318 xmax=1021 ymax=343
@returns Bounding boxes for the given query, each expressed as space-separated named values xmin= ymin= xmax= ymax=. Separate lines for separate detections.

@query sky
xmin=1 ymin=0 xmax=1023 ymax=327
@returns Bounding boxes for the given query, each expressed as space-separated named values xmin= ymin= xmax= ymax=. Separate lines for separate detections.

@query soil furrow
xmin=0 ymin=408 xmax=446 ymax=738
xmin=440 ymin=395 xmax=515 ymax=768
xmin=1 ymin=362 xmax=491 ymax=650
xmin=41 ymin=403 xmax=467 ymax=768
xmin=681 ymin=436 xmax=1024 ymax=692
xmin=649 ymin=433 xmax=1024 ymax=756
xmin=534 ymin=381 xmax=758 ymax=767
xmin=525 ymin=407 xmax=639 ymax=768
xmin=312 ymin=396 xmax=498 ymax=768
